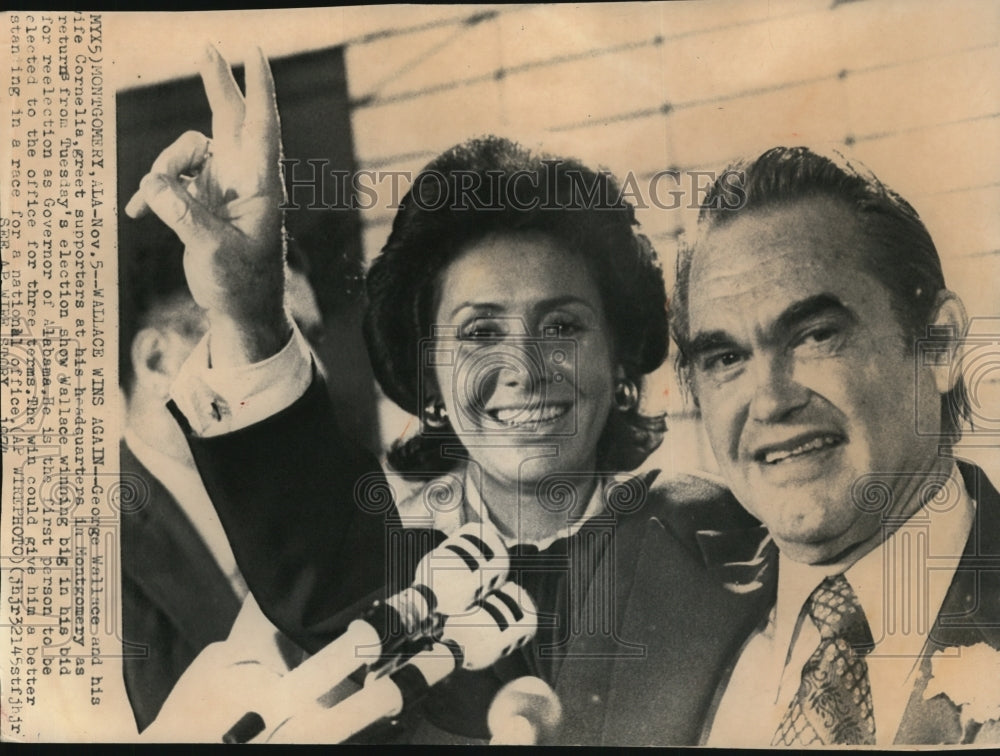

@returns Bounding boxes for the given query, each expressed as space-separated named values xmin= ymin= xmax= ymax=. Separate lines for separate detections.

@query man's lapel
xmin=895 ymin=461 xmax=1000 ymax=745
xmin=930 ymin=461 xmax=1000 ymax=648
xmin=121 ymin=441 xmax=241 ymax=651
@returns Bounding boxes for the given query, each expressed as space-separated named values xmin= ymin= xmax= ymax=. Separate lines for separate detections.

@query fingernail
xmin=251 ymin=45 xmax=269 ymax=71
xmin=204 ymin=42 xmax=219 ymax=63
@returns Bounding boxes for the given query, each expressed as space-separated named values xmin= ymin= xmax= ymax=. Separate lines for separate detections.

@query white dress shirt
xmin=171 ymin=325 xmax=314 ymax=437
xmin=464 ymin=472 xmax=607 ymax=550
xmin=707 ymin=464 xmax=976 ymax=746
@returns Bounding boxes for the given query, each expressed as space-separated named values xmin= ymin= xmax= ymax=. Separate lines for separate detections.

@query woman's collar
xmin=462 ymin=469 xmax=607 ymax=551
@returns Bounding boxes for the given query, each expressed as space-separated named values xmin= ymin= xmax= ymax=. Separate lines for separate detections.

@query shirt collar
xmin=846 ymin=463 xmax=974 ymax=660
xmin=123 ymin=428 xmax=245 ymax=595
xmin=463 ymin=469 xmax=607 ymax=551
xmin=124 ymin=427 xmax=203 ymax=510
xmin=772 ymin=462 xmax=975 ymax=656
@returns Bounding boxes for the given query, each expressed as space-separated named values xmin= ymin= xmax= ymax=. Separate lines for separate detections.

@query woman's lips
xmin=485 ymin=402 xmax=572 ymax=428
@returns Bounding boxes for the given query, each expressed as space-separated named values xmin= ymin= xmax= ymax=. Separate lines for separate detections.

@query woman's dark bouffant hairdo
xmin=363 ymin=135 xmax=669 ymax=478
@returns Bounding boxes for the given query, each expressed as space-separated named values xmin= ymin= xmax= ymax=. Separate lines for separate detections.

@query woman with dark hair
xmin=365 ymin=135 xmax=669 ymax=512
xmin=129 ymin=49 xmax=750 ymax=745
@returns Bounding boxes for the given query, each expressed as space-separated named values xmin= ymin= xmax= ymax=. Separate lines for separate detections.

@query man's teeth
xmin=492 ymin=405 xmax=568 ymax=426
xmin=763 ymin=435 xmax=840 ymax=464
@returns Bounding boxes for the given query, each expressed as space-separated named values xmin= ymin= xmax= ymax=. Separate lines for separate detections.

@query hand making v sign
xmin=124 ymin=45 xmax=291 ymax=366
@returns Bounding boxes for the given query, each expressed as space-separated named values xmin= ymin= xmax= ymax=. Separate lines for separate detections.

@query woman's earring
xmin=424 ymin=399 xmax=450 ymax=429
xmin=614 ymin=379 xmax=639 ymax=413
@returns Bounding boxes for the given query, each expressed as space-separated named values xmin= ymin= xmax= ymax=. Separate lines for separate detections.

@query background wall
xmin=111 ymin=0 xmax=1000 ymax=475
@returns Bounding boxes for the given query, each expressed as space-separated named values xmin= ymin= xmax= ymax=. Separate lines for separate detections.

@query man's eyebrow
xmin=686 ymin=330 xmax=739 ymax=359
xmin=773 ymin=293 xmax=856 ymax=334
xmin=684 ymin=294 xmax=855 ymax=359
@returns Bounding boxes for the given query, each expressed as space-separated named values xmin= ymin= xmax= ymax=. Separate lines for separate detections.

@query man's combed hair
xmin=671 ymin=145 xmax=969 ymax=442
xmin=364 ymin=136 xmax=669 ymax=478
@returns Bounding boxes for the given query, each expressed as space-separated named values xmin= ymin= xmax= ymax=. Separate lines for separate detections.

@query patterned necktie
xmin=772 ymin=574 xmax=876 ymax=746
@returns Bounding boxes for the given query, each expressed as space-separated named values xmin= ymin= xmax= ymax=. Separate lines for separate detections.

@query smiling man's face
xmin=686 ymin=196 xmax=943 ymax=564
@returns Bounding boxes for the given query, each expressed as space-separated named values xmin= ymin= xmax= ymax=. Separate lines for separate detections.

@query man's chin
xmin=737 ymin=469 xmax=853 ymax=514
xmin=771 ymin=536 xmax=847 ymax=565
xmin=768 ymin=516 xmax=877 ymax=565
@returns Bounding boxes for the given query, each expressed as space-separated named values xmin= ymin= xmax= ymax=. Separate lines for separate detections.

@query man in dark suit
xmin=644 ymin=145 xmax=1000 ymax=746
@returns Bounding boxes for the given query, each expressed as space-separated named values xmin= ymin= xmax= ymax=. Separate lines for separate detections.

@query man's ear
xmin=927 ymin=290 xmax=969 ymax=395
xmin=130 ymin=328 xmax=170 ymax=397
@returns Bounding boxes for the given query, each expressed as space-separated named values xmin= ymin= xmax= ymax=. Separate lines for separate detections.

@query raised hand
xmin=125 ymin=45 xmax=291 ymax=365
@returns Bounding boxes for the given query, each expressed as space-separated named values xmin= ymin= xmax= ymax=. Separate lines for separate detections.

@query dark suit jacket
xmin=120 ymin=441 xmax=242 ymax=732
xmin=172 ymin=377 xmax=1000 ymax=744
xmin=578 ymin=458 xmax=1000 ymax=746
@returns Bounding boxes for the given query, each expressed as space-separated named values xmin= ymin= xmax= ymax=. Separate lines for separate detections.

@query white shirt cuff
xmin=170 ymin=324 xmax=314 ymax=437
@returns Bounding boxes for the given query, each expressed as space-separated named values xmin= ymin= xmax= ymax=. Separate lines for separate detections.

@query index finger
xmin=201 ymin=43 xmax=246 ymax=141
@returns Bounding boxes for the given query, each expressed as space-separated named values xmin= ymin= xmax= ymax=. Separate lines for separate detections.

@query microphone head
xmin=441 ymin=582 xmax=536 ymax=670
xmin=414 ymin=522 xmax=509 ymax=615
xmin=488 ymin=676 xmax=563 ymax=745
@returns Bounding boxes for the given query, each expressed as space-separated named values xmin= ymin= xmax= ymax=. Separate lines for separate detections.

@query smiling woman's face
xmin=431 ymin=231 xmax=617 ymax=490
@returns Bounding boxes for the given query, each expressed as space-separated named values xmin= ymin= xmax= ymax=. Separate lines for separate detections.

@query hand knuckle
xmin=173 ymin=199 xmax=193 ymax=226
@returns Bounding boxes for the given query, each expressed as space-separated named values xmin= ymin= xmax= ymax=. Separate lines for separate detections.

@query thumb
xmin=141 ymin=173 xmax=230 ymax=249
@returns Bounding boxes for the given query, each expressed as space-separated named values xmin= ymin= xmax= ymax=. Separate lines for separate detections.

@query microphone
xmin=267 ymin=581 xmax=537 ymax=744
xmin=436 ymin=580 xmax=537 ymax=671
xmin=488 ymin=676 xmax=563 ymax=745
xmin=222 ymin=523 xmax=509 ymax=744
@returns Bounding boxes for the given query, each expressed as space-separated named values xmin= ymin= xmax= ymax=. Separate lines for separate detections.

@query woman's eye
xmin=542 ymin=319 xmax=583 ymax=337
xmin=549 ymin=323 xmax=577 ymax=336
xmin=461 ymin=319 xmax=504 ymax=340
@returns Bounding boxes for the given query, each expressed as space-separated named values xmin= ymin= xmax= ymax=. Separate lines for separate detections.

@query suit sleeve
xmin=168 ymin=373 xmax=392 ymax=655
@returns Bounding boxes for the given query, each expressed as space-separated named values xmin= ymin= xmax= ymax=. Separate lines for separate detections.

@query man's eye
xmin=806 ymin=327 xmax=834 ymax=342
xmin=700 ymin=351 xmax=745 ymax=373
xmin=796 ymin=324 xmax=843 ymax=352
